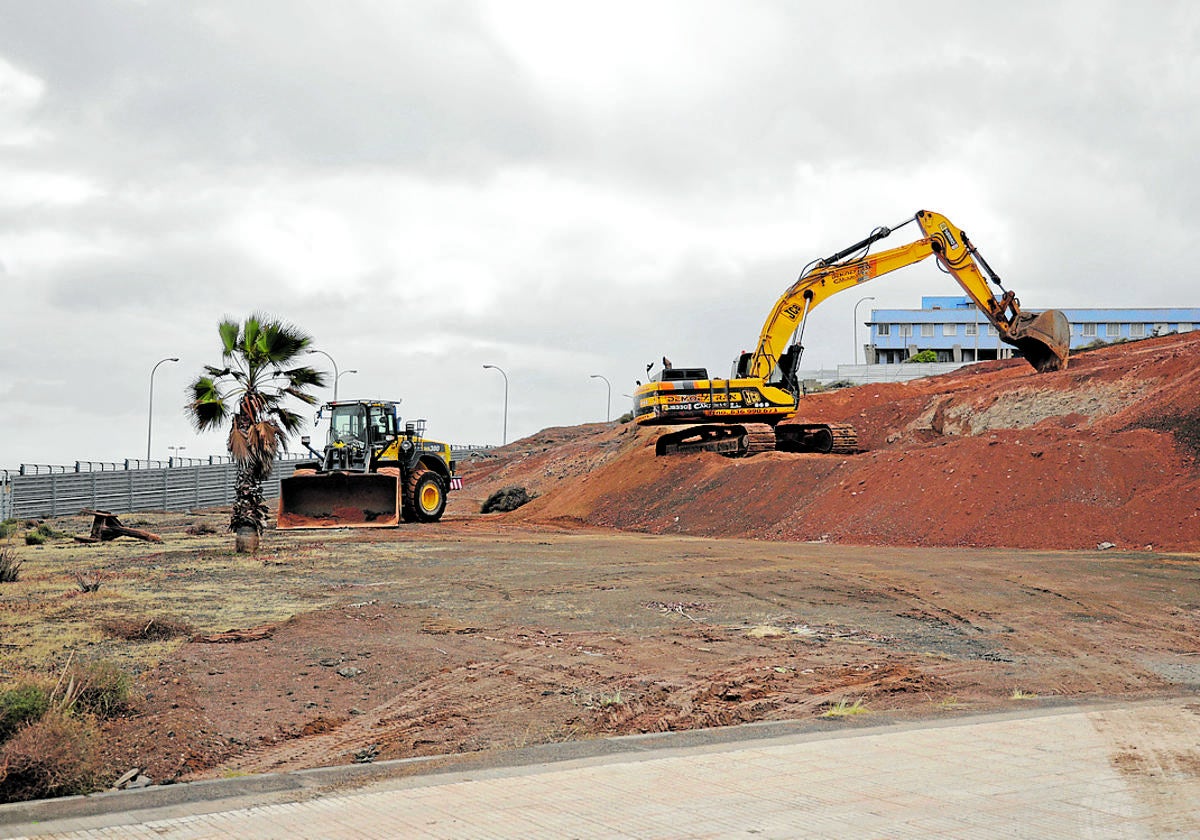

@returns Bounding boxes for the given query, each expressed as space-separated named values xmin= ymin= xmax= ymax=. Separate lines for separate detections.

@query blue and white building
xmin=866 ymin=296 xmax=1200 ymax=365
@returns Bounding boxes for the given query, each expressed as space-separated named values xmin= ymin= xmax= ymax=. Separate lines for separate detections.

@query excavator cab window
xmin=660 ymin=367 xmax=709 ymax=382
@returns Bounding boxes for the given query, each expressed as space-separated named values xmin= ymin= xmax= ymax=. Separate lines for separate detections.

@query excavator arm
xmin=746 ymin=210 xmax=1070 ymax=380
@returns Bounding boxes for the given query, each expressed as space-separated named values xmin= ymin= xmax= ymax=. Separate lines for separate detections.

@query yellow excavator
xmin=634 ymin=209 xmax=1071 ymax=457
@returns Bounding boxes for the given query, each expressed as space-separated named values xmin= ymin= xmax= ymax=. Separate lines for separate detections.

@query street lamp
xmin=147 ymin=356 xmax=179 ymax=462
xmin=306 ymin=349 xmax=342 ymax=401
xmin=589 ymin=374 xmax=612 ymax=422
xmin=336 ymin=369 xmax=358 ymax=397
xmin=168 ymin=445 xmax=187 ymax=465
xmin=853 ymin=296 xmax=876 ymax=366
xmin=482 ymin=364 xmax=508 ymax=445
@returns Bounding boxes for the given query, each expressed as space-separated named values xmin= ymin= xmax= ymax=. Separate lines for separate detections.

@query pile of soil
xmin=462 ymin=332 xmax=1200 ymax=551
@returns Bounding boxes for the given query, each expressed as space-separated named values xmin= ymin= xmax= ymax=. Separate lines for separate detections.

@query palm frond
xmin=218 ymin=319 xmax=240 ymax=357
xmin=186 ymin=376 xmax=229 ymax=432
xmin=227 ymin=426 xmax=251 ymax=463
xmin=282 ymin=365 xmax=326 ymax=389
xmin=274 ymin=408 xmax=306 ymax=436
xmin=242 ymin=315 xmax=262 ymax=359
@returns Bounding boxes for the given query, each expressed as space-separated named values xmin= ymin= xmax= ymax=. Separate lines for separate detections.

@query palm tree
xmin=186 ymin=314 xmax=326 ymax=550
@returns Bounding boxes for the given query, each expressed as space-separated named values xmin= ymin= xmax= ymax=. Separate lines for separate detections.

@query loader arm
xmin=746 ymin=209 xmax=1069 ymax=380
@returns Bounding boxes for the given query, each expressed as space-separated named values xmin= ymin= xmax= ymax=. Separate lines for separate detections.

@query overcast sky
xmin=2 ymin=1 xmax=1196 ymax=468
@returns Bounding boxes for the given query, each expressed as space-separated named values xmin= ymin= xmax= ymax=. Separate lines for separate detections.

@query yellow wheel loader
xmin=635 ymin=209 xmax=1071 ymax=458
xmin=278 ymin=400 xmax=460 ymax=528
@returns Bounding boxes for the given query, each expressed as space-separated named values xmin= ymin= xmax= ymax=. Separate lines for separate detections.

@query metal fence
xmin=3 ymin=446 xmax=495 ymax=519
xmin=1 ymin=470 xmax=12 ymax=521
xmin=5 ymin=459 xmax=305 ymax=520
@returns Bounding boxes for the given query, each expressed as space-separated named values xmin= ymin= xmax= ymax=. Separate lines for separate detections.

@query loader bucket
xmin=278 ymin=471 xmax=400 ymax=529
xmin=1005 ymin=309 xmax=1071 ymax=372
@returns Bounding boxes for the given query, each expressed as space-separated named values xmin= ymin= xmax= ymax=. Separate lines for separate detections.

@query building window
xmin=965 ymin=322 xmax=978 ymax=336
xmin=877 ymin=323 xmax=890 ymax=336
xmin=1153 ymin=323 xmax=1169 ymax=336
xmin=921 ymin=323 xmax=935 ymax=338
xmin=898 ymin=324 xmax=913 ymax=338
xmin=1106 ymin=323 xmax=1121 ymax=337
xmin=1129 ymin=323 xmax=1145 ymax=338
xmin=942 ymin=323 xmax=956 ymax=337
xmin=1082 ymin=323 xmax=1097 ymax=337
xmin=987 ymin=324 xmax=998 ymax=336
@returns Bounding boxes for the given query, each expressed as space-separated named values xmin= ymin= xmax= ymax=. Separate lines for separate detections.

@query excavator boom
xmin=747 ymin=210 xmax=1069 ymax=380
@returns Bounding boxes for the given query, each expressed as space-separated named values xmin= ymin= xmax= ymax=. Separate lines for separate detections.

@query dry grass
xmin=0 ymin=547 xmax=21 ymax=583
xmin=819 ymin=698 xmax=869 ymax=718
xmin=0 ymin=513 xmax=405 ymax=674
xmin=0 ymin=710 xmax=103 ymax=803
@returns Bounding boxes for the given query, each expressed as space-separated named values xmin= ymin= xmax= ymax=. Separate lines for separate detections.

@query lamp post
xmin=306 ymin=349 xmax=341 ymax=401
xmin=853 ymin=296 xmax=876 ymax=366
xmin=147 ymin=356 xmax=179 ymax=462
xmin=589 ymin=374 xmax=612 ymax=422
xmin=168 ymin=445 xmax=187 ymax=465
xmin=482 ymin=364 xmax=508 ymax=445
xmin=336 ymin=369 xmax=358 ymax=397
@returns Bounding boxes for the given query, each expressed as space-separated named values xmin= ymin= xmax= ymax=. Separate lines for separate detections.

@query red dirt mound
xmin=461 ymin=332 xmax=1200 ymax=551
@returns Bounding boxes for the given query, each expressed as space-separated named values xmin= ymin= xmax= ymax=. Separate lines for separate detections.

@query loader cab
xmin=327 ymin=401 xmax=399 ymax=447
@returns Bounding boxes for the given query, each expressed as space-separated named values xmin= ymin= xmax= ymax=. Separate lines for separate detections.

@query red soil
xmin=462 ymin=332 xmax=1200 ymax=551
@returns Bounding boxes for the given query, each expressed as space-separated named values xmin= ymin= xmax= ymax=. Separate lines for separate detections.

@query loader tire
xmin=406 ymin=468 xmax=447 ymax=523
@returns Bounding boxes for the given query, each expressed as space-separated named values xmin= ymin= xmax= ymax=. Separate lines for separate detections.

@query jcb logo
xmin=783 ymin=303 xmax=804 ymax=320
xmin=939 ymin=223 xmax=958 ymax=250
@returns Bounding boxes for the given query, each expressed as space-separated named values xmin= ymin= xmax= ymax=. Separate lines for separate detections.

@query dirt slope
xmin=462 ymin=332 xmax=1200 ymax=551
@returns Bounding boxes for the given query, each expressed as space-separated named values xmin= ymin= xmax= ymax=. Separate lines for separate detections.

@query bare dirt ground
xmin=2 ymin=332 xmax=1198 ymax=788
xmin=86 ymin=522 xmax=1200 ymax=783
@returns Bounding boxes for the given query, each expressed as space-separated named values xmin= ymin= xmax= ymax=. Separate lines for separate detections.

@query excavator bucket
xmin=278 ymin=470 xmax=400 ymax=529
xmin=1005 ymin=309 xmax=1071 ymax=372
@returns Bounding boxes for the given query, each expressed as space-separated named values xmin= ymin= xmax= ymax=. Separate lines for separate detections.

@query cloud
xmin=0 ymin=0 xmax=1197 ymax=465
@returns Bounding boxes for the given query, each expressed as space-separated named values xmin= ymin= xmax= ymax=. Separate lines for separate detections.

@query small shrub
xmin=73 ymin=570 xmax=107 ymax=593
xmin=0 ymin=547 xmax=21 ymax=583
xmin=0 ymin=519 xmax=17 ymax=539
xmin=481 ymin=486 xmax=536 ymax=514
xmin=905 ymin=350 xmax=938 ymax=364
xmin=70 ymin=661 xmax=132 ymax=718
xmin=0 ymin=711 xmax=103 ymax=803
xmin=34 ymin=523 xmax=66 ymax=540
xmin=23 ymin=531 xmax=45 ymax=547
xmin=184 ymin=521 xmax=218 ymax=536
xmin=819 ymin=698 xmax=869 ymax=718
xmin=0 ymin=684 xmax=50 ymax=742
xmin=101 ymin=616 xmax=193 ymax=641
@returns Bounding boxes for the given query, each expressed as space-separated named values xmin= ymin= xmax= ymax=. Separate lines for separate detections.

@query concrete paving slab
xmin=3 ymin=699 xmax=1200 ymax=838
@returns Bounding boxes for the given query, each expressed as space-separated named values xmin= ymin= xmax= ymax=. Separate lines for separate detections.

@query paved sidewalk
xmin=7 ymin=700 xmax=1200 ymax=839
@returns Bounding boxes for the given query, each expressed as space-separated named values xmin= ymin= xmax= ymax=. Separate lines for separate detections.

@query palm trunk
xmin=230 ymin=462 xmax=268 ymax=553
